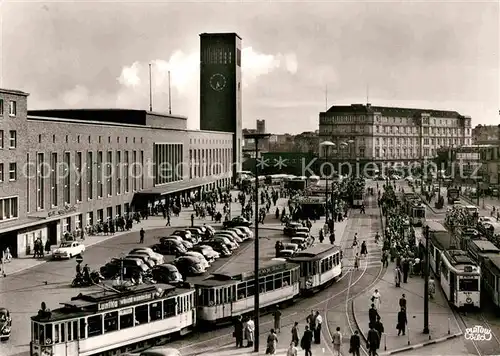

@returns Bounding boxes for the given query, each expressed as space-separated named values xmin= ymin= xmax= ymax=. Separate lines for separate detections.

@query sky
xmin=0 ymin=0 xmax=498 ymax=134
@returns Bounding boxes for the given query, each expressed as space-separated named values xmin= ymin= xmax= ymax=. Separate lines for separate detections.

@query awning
xmin=0 ymin=210 xmax=80 ymax=234
xmin=136 ymin=176 xmax=229 ymax=197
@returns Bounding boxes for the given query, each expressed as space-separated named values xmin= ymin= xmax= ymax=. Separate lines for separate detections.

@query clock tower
xmin=199 ymin=32 xmax=243 ymax=177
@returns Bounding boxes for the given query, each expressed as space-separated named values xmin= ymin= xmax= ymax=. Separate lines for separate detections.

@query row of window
xmin=298 ymin=253 xmax=342 ymax=277
xmin=32 ymin=292 xmax=195 ymax=345
xmin=189 ymin=148 xmax=233 ymax=179
xmin=189 ymin=137 xmax=231 ymax=145
xmin=375 ymin=137 xmax=471 ymax=146
xmin=374 ymin=148 xmax=436 ymax=159
xmin=36 ymin=133 xmax=144 ymax=145
xmin=321 ymin=115 xmax=470 ymax=128
xmin=0 ymin=163 xmax=17 ymax=182
xmin=0 ymin=99 xmax=17 ymax=116
xmin=0 ymin=196 xmax=18 ymax=221
xmin=0 ymin=130 xmax=17 ymax=149
xmin=34 ymin=150 xmax=144 ymax=211
xmin=153 ymin=143 xmax=184 ymax=185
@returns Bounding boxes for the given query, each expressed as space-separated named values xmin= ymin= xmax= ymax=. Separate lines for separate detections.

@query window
xmin=9 ymin=163 xmax=16 ymax=181
xmin=87 ymin=315 xmax=103 ymax=337
xmin=97 ymin=151 xmax=103 ymax=198
xmin=0 ymin=163 xmax=3 ymax=182
xmin=8 ymin=131 xmax=16 ymax=148
xmin=87 ymin=151 xmax=93 ymax=200
xmin=0 ymin=197 xmax=18 ymax=220
xmin=9 ymin=101 xmax=16 ymax=116
xmin=0 ymin=99 xmax=3 ymax=115
xmin=106 ymin=151 xmax=112 ymax=196
xmin=132 ymin=151 xmax=137 ymax=191
xmin=119 ymin=309 xmax=134 ymax=329
xmin=76 ymin=152 xmax=82 ymax=202
xmin=63 ymin=152 xmax=70 ymax=204
xmin=52 ymin=134 xmax=56 ymax=143
xmin=50 ymin=153 xmax=58 ymax=207
xmin=104 ymin=312 xmax=118 ymax=333
xmin=37 ymin=153 xmax=45 ymax=209
xmin=116 ymin=151 xmax=121 ymax=195
xmin=124 ymin=151 xmax=129 ymax=193
xmin=0 ymin=130 xmax=3 ymax=149
xmin=135 ymin=304 xmax=149 ymax=324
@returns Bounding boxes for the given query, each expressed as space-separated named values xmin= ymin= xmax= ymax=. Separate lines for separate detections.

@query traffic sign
xmin=76 ymin=254 xmax=84 ymax=263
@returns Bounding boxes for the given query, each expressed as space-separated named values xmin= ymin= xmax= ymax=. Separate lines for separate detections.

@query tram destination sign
xmin=241 ymin=262 xmax=289 ymax=280
xmin=98 ymin=292 xmax=154 ymax=311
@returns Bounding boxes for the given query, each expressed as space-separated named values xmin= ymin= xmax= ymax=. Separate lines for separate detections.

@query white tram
xmin=288 ymin=244 xmax=342 ymax=291
xmin=426 ymin=221 xmax=455 ymax=276
xmin=440 ymin=249 xmax=481 ymax=308
xmin=410 ymin=203 xmax=426 ymax=226
xmin=195 ymin=260 xmax=300 ymax=323
xmin=30 ymin=284 xmax=196 ymax=356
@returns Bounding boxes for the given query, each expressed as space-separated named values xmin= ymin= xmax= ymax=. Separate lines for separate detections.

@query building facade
xmin=199 ymin=32 xmax=243 ymax=178
xmin=319 ymin=104 xmax=472 ymax=165
xmin=472 ymin=124 xmax=500 ymax=146
xmin=0 ymin=89 xmax=233 ymax=257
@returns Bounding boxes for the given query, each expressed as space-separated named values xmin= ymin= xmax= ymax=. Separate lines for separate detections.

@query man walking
xmin=368 ymin=303 xmax=379 ymax=328
xmin=272 ymin=306 xmax=282 ymax=333
xmin=139 ymin=228 xmax=145 ymax=244
xmin=314 ymin=311 xmax=322 ymax=344
xmin=367 ymin=324 xmax=380 ymax=356
xmin=349 ymin=330 xmax=361 ymax=356
xmin=332 ymin=326 xmax=342 ymax=356
xmin=399 ymin=294 xmax=407 ymax=310
xmin=397 ymin=307 xmax=407 ymax=336
xmin=300 ymin=325 xmax=313 ymax=356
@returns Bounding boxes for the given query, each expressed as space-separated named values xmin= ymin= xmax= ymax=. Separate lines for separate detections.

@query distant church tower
xmin=199 ymin=32 xmax=243 ymax=177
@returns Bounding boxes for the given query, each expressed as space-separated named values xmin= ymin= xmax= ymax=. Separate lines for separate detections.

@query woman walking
xmin=360 ymin=241 xmax=368 ymax=257
xmin=266 ymin=329 xmax=278 ymax=354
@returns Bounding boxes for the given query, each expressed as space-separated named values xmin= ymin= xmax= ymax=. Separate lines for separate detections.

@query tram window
xmin=54 ymin=324 xmax=59 ymax=343
xmin=72 ymin=320 xmax=78 ymax=340
xmin=237 ymin=283 xmax=246 ymax=299
xmin=259 ymin=277 xmax=266 ymax=293
xmin=88 ymin=315 xmax=102 ymax=337
xmin=178 ymin=296 xmax=183 ymax=314
xmin=150 ymin=302 xmax=162 ymax=321
xmin=222 ymin=288 xmax=228 ymax=303
xmin=33 ymin=322 xmax=39 ymax=342
xmin=60 ymin=323 xmax=66 ymax=342
xmin=209 ymin=289 xmax=215 ymax=306
xmin=164 ymin=298 xmax=176 ymax=317
xmin=119 ymin=308 xmax=134 ymax=330
xmin=135 ymin=304 xmax=149 ymax=324
xmin=104 ymin=312 xmax=118 ymax=332
xmin=283 ymin=271 xmax=291 ymax=286
xmin=275 ymin=273 xmax=283 ymax=289
xmin=266 ymin=276 xmax=274 ymax=291
xmin=67 ymin=321 xmax=72 ymax=341
xmin=459 ymin=278 xmax=479 ymax=292
xmin=217 ymin=289 xmax=222 ymax=305
xmin=45 ymin=324 xmax=53 ymax=344
xmin=312 ymin=261 xmax=318 ymax=274
xmin=79 ymin=318 xmax=86 ymax=339
xmin=247 ymin=281 xmax=255 ymax=296
xmin=300 ymin=262 xmax=306 ymax=277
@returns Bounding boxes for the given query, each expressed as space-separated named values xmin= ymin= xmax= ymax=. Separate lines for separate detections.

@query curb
xmin=382 ymin=332 xmax=463 ymax=355
xmin=351 ymin=297 xmax=368 ymax=343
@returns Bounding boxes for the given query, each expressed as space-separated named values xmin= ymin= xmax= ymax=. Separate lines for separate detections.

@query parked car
xmin=128 ymin=249 xmax=164 ymax=265
xmin=215 ymin=231 xmax=242 ymax=244
xmin=52 ymin=241 xmax=85 ymax=260
xmin=223 ymin=216 xmax=251 ymax=228
xmin=234 ymin=226 xmax=253 ymax=239
xmin=282 ymin=242 xmax=299 ymax=253
xmin=163 ymin=236 xmax=193 ymax=250
xmin=172 ymin=230 xmax=199 ymax=244
xmin=283 ymin=222 xmax=303 ymax=237
xmin=277 ymin=250 xmax=295 ymax=258
xmin=190 ymin=245 xmax=220 ymax=262
xmin=291 ymin=237 xmax=308 ymax=250
xmin=126 ymin=254 xmax=156 ymax=268
xmin=183 ymin=251 xmax=210 ymax=269
xmin=208 ymin=236 xmax=237 ymax=250
xmin=293 ymin=232 xmax=310 ymax=240
xmin=151 ymin=263 xmax=183 ymax=284
xmin=221 ymin=229 xmax=245 ymax=242
xmin=204 ymin=240 xmax=232 ymax=257
xmin=174 ymin=256 xmax=206 ymax=275
xmin=150 ymin=240 xmax=187 ymax=255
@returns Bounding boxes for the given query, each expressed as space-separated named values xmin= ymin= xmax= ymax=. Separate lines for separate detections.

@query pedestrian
xmin=399 ymin=294 xmax=407 ymax=310
xmin=397 ymin=307 xmax=407 ymax=336
xmin=394 ymin=266 xmax=402 ymax=287
xmin=266 ymin=329 xmax=278 ymax=354
xmin=371 ymin=289 xmax=381 ymax=310
xmin=329 ymin=232 xmax=336 ymax=245
xmin=314 ymin=311 xmax=322 ymax=344
xmin=368 ymin=303 xmax=379 ymax=328
xmin=166 ymin=214 xmax=171 ymax=226
xmin=287 ymin=341 xmax=298 ymax=356
xmin=354 ymin=253 xmax=360 ymax=270
xmin=291 ymin=321 xmax=299 ymax=346
xmin=402 ymin=259 xmax=409 ymax=283
xmin=273 ymin=306 xmax=282 ymax=333
xmin=331 ymin=326 xmax=342 ymax=356
xmin=374 ymin=316 xmax=384 ymax=338
xmin=191 ymin=213 xmax=194 ymax=227
xmin=366 ymin=324 xmax=380 ymax=356
xmin=349 ymin=330 xmax=361 ymax=356
xmin=360 ymin=241 xmax=367 ymax=257
xmin=139 ymin=228 xmax=145 ymax=244
xmin=306 ymin=310 xmax=316 ymax=332
xmin=245 ymin=316 xmax=255 ymax=347
xmin=300 ymin=325 xmax=313 ymax=356
xmin=234 ymin=315 xmax=243 ymax=348
xmin=381 ymin=250 xmax=388 ymax=268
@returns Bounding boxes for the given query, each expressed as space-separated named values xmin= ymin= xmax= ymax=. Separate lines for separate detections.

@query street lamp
xmin=320 ymin=141 xmax=336 ymax=222
xmin=243 ymin=132 xmax=271 ymax=353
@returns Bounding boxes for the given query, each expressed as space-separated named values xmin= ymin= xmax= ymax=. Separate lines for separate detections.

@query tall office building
xmin=199 ymin=33 xmax=243 ymax=176
xmin=256 ymin=119 xmax=266 ymax=134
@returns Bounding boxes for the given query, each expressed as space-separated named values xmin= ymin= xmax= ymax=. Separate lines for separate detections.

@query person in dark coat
xmin=397 ymin=307 xmax=407 ymax=336
xmin=291 ymin=321 xmax=299 ymax=346
xmin=349 ymin=330 xmax=361 ymax=356
xmin=234 ymin=315 xmax=244 ymax=347
xmin=368 ymin=303 xmax=379 ymax=327
xmin=399 ymin=294 xmax=407 ymax=310
xmin=374 ymin=316 xmax=384 ymax=338
xmin=367 ymin=325 xmax=380 ymax=356
xmin=300 ymin=325 xmax=313 ymax=356
xmin=139 ymin=228 xmax=145 ymax=243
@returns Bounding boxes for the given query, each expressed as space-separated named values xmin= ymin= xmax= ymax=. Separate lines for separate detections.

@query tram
xmin=409 ymin=202 xmax=426 ymax=226
xmin=195 ymin=260 xmax=300 ymax=323
xmin=426 ymin=221 xmax=456 ymax=276
xmin=30 ymin=284 xmax=196 ymax=356
xmin=288 ymin=244 xmax=342 ymax=291
xmin=439 ymin=249 xmax=481 ymax=308
xmin=352 ymin=191 xmax=364 ymax=208
xmin=482 ymin=255 xmax=500 ymax=308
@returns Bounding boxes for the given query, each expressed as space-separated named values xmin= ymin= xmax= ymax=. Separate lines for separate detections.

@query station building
xmin=0 ymin=32 xmax=244 ymax=258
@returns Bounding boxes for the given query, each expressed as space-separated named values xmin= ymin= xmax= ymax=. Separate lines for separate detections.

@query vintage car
xmin=0 ymin=308 xmax=12 ymax=341
xmin=283 ymin=222 xmax=303 ymax=237
xmin=52 ymin=241 xmax=85 ymax=259
xmin=223 ymin=216 xmax=252 ymax=228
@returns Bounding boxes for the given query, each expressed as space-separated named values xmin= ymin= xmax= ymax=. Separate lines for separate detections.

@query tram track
xmin=453 ymin=308 xmax=500 ymax=355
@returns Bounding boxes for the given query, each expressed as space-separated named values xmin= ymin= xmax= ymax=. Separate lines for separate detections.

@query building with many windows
xmin=319 ymin=103 xmax=472 ymax=166
xmin=472 ymin=124 xmax=500 ymax=146
xmin=0 ymin=89 xmax=233 ymax=257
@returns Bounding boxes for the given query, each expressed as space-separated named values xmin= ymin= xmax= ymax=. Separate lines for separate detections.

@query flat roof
xmin=289 ymin=244 xmax=341 ymax=262
xmin=200 ymin=32 xmax=242 ymax=40
xmin=470 ymin=239 xmax=500 ymax=252
xmin=0 ymin=88 xmax=29 ymax=96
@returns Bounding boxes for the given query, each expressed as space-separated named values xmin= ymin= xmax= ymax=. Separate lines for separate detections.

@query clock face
xmin=210 ymin=73 xmax=226 ymax=91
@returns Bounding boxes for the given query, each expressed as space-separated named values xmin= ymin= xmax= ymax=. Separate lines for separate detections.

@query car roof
xmin=176 ymin=256 xmax=199 ymax=262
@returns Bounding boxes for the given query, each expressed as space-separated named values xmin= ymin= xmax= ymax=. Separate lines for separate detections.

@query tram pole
xmin=423 ymin=225 xmax=430 ymax=334
xmin=244 ymin=132 xmax=270 ymax=353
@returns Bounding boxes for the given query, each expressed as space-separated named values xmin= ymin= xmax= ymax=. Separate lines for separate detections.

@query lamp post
xmin=243 ymin=132 xmax=271 ymax=353
xmin=423 ymin=225 xmax=430 ymax=334
xmin=320 ymin=141 xmax=336 ymax=222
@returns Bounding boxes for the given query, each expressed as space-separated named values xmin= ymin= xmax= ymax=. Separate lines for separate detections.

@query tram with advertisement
xmin=30 ymin=284 xmax=196 ymax=356
xmin=439 ymin=249 xmax=481 ymax=308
